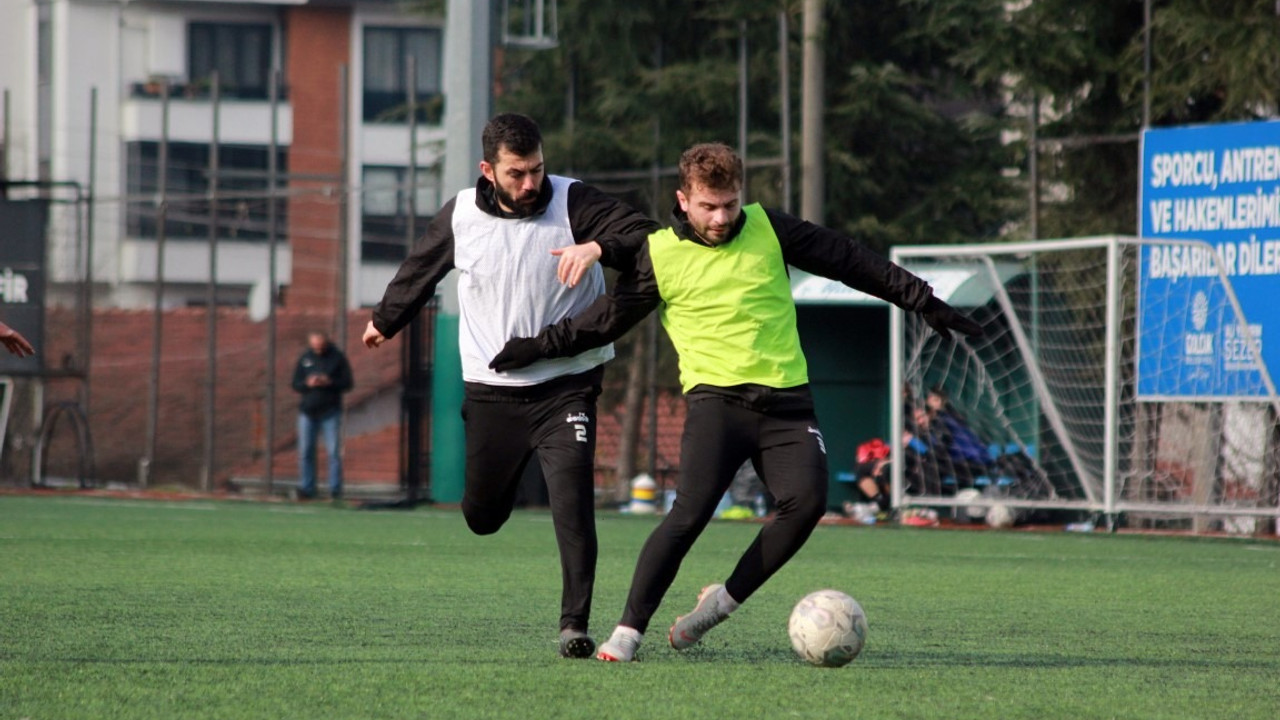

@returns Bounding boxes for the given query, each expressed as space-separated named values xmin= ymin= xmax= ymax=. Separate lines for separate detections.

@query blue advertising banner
xmin=1138 ymin=120 xmax=1280 ymax=399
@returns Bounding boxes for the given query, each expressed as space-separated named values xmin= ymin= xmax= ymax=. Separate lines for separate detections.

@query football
xmin=954 ymin=488 xmax=987 ymax=522
xmin=986 ymin=502 xmax=1016 ymax=528
xmin=787 ymin=589 xmax=868 ymax=667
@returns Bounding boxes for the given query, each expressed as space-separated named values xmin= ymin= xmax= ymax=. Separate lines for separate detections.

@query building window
xmin=361 ymin=165 xmax=440 ymax=261
xmin=189 ymin=23 xmax=272 ymax=99
xmin=127 ymin=142 xmax=287 ymax=241
xmin=363 ymin=26 xmax=443 ymax=124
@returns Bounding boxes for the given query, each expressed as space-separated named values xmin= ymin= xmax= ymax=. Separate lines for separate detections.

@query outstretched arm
xmin=555 ymin=183 xmax=660 ymax=287
xmin=490 ymin=242 xmax=662 ymax=372
xmin=368 ymin=199 xmax=457 ymax=346
xmin=767 ymin=209 xmax=981 ymax=339
xmin=767 ymin=209 xmax=934 ymax=310
xmin=0 ymin=321 xmax=34 ymax=357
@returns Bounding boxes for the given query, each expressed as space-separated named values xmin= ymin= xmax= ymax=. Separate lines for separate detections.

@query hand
xmin=551 ymin=242 xmax=602 ymax=288
xmin=306 ymin=374 xmax=332 ymax=388
xmin=489 ymin=337 xmax=543 ymax=373
xmin=921 ymin=297 xmax=982 ymax=341
xmin=0 ymin=323 xmax=34 ymax=357
xmin=363 ymin=321 xmax=386 ymax=349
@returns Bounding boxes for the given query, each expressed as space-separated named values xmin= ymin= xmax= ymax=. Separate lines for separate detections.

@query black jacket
xmin=292 ymin=345 xmax=354 ymax=416
xmin=530 ymin=205 xmax=936 ymax=362
xmin=371 ymin=175 xmax=658 ymax=340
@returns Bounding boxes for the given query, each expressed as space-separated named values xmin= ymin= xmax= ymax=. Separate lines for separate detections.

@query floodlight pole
xmin=778 ymin=10 xmax=792 ymax=214
xmin=1142 ymin=0 xmax=1152 ymax=128
xmin=738 ymin=19 xmax=748 ymax=196
xmin=433 ymin=0 xmax=494 ymax=502
xmin=800 ymin=0 xmax=824 ymax=223
xmin=203 ymin=72 xmax=221 ymax=492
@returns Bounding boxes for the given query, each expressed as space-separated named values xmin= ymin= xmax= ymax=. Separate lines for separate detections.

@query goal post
xmin=889 ymin=236 xmax=1280 ymax=532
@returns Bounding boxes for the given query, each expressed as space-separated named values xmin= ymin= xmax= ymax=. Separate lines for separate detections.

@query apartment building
xmin=0 ymin=0 xmax=446 ymax=310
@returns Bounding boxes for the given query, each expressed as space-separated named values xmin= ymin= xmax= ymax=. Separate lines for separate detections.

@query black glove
xmin=921 ymin=296 xmax=983 ymax=341
xmin=489 ymin=337 xmax=544 ymax=372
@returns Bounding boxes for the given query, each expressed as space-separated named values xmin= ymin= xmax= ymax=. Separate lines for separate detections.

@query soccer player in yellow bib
xmin=490 ymin=143 xmax=980 ymax=662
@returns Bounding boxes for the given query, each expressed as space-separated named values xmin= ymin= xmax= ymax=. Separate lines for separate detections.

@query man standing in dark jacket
xmin=362 ymin=113 xmax=657 ymax=659
xmin=490 ymin=143 xmax=980 ymax=661
xmin=292 ymin=331 xmax=354 ymax=501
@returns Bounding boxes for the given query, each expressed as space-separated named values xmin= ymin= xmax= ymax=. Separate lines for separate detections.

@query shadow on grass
xmin=647 ymin=644 xmax=1277 ymax=672
xmin=12 ymin=647 xmax=1278 ymax=673
xmin=860 ymin=648 xmax=1278 ymax=671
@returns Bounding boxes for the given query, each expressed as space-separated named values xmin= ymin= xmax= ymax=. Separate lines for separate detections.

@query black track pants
xmin=619 ymin=389 xmax=829 ymax=634
xmin=460 ymin=378 xmax=600 ymax=632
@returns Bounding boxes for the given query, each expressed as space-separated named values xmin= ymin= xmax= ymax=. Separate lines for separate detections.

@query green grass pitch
xmin=2 ymin=495 xmax=1278 ymax=719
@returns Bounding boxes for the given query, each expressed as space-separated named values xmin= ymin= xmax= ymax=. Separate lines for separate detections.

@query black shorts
xmin=459 ymin=367 xmax=604 ymax=631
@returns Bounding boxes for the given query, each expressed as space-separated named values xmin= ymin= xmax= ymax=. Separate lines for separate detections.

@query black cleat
xmin=559 ymin=629 xmax=596 ymax=659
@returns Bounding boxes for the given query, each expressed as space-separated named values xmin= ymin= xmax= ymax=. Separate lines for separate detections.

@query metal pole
xmin=565 ymin=58 xmax=576 ymax=174
xmin=1102 ymin=237 xmax=1122 ymax=519
xmin=84 ymin=87 xmax=98 ymax=415
xmin=646 ymin=314 xmax=658 ymax=479
xmin=799 ymin=0 xmax=824 ymax=223
xmin=203 ymin=71 xmax=220 ymax=492
xmin=1142 ymin=0 xmax=1152 ymax=128
xmin=432 ymin=0 xmax=492 ymax=503
xmin=778 ymin=9 xmax=792 ymax=214
xmin=265 ymin=68 xmax=280 ymax=496
xmin=1029 ymin=92 xmax=1039 ymax=240
xmin=888 ymin=249 xmax=905 ymax=510
xmin=651 ymin=37 xmax=663 ymax=207
xmin=738 ymin=18 xmax=748 ymax=196
xmin=2 ymin=89 xmax=9 ymax=191
xmin=404 ymin=55 xmax=421 ymax=503
xmin=142 ymin=80 xmax=171 ymax=488
xmin=648 ymin=36 xmax=663 ymax=480
xmin=407 ymin=56 xmax=418 ymax=251
xmin=335 ymin=65 xmax=350 ymax=344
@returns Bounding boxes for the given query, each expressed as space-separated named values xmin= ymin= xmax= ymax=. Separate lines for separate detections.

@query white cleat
xmin=596 ymin=627 xmax=643 ymax=662
xmin=669 ymin=584 xmax=732 ymax=650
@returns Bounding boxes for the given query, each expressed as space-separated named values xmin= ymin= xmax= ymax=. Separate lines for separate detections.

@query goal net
xmin=889 ymin=236 xmax=1280 ymax=532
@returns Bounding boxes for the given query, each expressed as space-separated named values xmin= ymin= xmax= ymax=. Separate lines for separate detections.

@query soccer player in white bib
xmin=363 ymin=114 xmax=657 ymax=659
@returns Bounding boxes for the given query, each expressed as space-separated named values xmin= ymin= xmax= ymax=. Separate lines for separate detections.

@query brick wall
xmin=18 ymin=305 xmax=689 ymax=497
xmin=594 ymin=392 xmax=686 ymax=494
xmin=283 ymin=6 xmax=351 ymax=313
xmin=30 ymin=307 xmax=401 ymax=487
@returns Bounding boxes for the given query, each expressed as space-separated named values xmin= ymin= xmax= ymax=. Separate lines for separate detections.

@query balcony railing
xmin=129 ymin=80 xmax=290 ymax=102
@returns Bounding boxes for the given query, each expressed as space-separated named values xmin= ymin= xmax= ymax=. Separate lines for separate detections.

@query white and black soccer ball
xmin=788 ymin=589 xmax=868 ymax=667
xmin=986 ymin=503 xmax=1017 ymax=528
xmin=955 ymin=488 xmax=986 ymax=522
